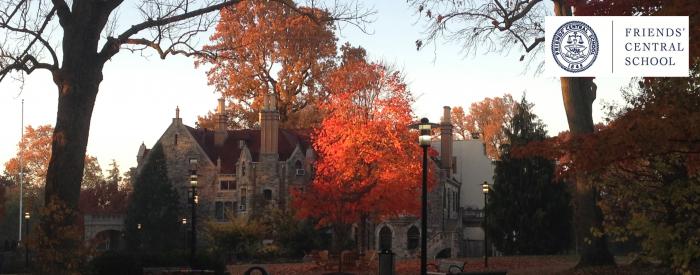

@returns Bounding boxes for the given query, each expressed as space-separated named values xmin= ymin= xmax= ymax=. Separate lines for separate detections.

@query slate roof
xmin=185 ymin=127 xmax=311 ymax=174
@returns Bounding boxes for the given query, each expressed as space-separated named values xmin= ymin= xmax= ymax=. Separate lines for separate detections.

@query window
xmin=215 ymin=201 xmax=224 ymax=221
xmin=407 ymin=226 xmax=420 ymax=250
xmin=224 ymin=201 xmax=233 ymax=218
xmin=174 ymin=134 xmax=178 ymax=145
xmin=263 ymin=189 xmax=272 ymax=201
xmin=215 ymin=201 xmax=234 ymax=221
xmin=220 ymin=180 xmax=236 ymax=190
xmin=241 ymin=162 xmax=246 ymax=176
xmin=452 ymin=156 xmax=457 ymax=174
xmin=443 ymin=188 xmax=447 ymax=210
xmin=379 ymin=226 xmax=392 ymax=251
xmin=454 ymin=191 xmax=459 ymax=212
xmin=240 ymin=188 xmax=247 ymax=211
xmin=295 ymin=160 xmax=305 ymax=176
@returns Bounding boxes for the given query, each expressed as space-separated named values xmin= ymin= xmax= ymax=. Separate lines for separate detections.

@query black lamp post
xmin=410 ymin=117 xmax=437 ymax=275
xmin=189 ymin=169 xmax=198 ymax=267
xmin=24 ymin=212 xmax=30 ymax=268
xmin=482 ymin=181 xmax=490 ymax=268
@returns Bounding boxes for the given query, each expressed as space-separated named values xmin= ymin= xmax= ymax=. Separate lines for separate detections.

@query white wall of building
xmin=431 ymin=139 xmax=495 ymax=209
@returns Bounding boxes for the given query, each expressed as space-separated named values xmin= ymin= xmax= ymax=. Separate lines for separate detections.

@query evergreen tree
xmin=124 ymin=144 xmax=181 ymax=253
xmin=486 ymin=95 xmax=572 ymax=255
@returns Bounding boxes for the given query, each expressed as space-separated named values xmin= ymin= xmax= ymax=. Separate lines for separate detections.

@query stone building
xmin=135 ymin=96 xmax=314 ymax=229
xmin=134 ymin=100 xmax=471 ymax=259
xmin=432 ymin=138 xmax=495 ymax=257
xmin=372 ymin=106 xmax=463 ymax=259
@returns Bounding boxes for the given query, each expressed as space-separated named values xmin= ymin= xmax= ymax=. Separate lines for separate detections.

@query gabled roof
xmin=185 ymin=127 xmax=311 ymax=174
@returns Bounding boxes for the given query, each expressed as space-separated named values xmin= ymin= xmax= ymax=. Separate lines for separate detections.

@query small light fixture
xmin=181 ymin=218 xmax=187 ymax=225
xmin=190 ymin=170 xmax=198 ymax=187
xmin=24 ymin=212 xmax=30 ymax=220
xmin=137 ymin=223 xmax=142 ymax=230
xmin=194 ymin=195 xmax=199 ymax=204
xmin=482 ymin=181 xmax=490 ymax=194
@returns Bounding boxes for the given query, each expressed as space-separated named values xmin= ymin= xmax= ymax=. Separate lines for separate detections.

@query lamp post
xmin=181 ymin=218 xmax=188 ymax=251
xmin=24 ymin=212 xmax=30 ymax=268
xmin=189 ymin=169 xmax=198 ymax=267
xmin=482 ymin=181 xmax=490 ymax=268
xmin=409 ymin=117 xmax=437 ymax=275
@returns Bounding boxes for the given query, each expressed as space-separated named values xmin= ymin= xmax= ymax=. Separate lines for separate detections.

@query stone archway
xmin=378 ymin=226 xmax=393 ymax=251
xmin=84 ymin=214 xmax=125 ymax=247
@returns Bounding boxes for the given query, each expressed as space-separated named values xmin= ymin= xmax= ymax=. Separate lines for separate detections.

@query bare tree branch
xmin=409 ymin=0 xmax=548 ymax=65
xmin=98 ymin=0 xmax=243 ymax=62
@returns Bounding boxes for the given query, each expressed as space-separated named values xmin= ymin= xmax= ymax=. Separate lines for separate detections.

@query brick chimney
xmin=440 ymin=106 xmax=453 ymax=171
xmin=260 ymin=94 xmax=279 ymax=158
xmin=214 ymin=97 xmax=228 ymax=147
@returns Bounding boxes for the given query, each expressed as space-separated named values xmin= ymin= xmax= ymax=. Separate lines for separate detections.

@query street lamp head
xmin=182 ymin=218 xmax=187 ymax=225
xmin=24 ymin=212 xmax=30 ymax=220
xmin=482 ymin=181 xmax=490 ymax=194
xmin=189 ymin=170 xmax=198 ymax=187
xmin=419 ymin=117 xmax=432 ymax=147
xmin=137 ymin=223 xmax=142 ymax=229
xmin=194 ymin=195 xmax=199 ymax=204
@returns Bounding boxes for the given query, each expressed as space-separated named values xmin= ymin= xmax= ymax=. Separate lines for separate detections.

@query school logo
xmin=551 ymin=21 xmax=599 ymax=73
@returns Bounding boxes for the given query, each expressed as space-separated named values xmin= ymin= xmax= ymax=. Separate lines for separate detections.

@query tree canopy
xmin=295 ymin=47 xmax=430 ymax=230
xmin=197 ymin=0 xmax=339 ymax=129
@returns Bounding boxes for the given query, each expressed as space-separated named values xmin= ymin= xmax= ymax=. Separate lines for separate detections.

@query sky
xmin=0 ymin=1 xmax=630 ymax=173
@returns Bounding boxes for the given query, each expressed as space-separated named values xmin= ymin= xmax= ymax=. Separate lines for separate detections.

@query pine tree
xmin=124 ymin=144 xmax=181 ymax=253
xmin=486 ymin=95 xmax=573 ymax=255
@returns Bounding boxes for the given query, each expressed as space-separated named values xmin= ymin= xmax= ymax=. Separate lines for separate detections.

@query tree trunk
xmin=37 ymin=20 xmax=105 ymax=267
xmin=554 ymin=0 xmax=615 ymax=267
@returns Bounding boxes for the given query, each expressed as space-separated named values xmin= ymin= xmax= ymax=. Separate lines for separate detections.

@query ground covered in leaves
xmin=228 ymin=255 xmax=675 ymax=275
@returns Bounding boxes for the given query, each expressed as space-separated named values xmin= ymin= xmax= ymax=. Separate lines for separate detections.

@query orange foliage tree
xmin=4 ymin=125 xmax=104 ymax=194
xmin=451 ymin=94 xmax=516 ymax=159
xmin=295 ymin=46 xmax=430 ymax=252
xmin=197 ymin=0 xmax=338 ymax=128
xmin=450 ymin=106 xmax=470 ymax=140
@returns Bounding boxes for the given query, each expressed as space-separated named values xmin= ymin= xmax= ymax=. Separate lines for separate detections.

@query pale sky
xmin=0 ymin=1 xmax=629 ymax=173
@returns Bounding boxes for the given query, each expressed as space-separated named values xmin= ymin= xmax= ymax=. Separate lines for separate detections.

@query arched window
xmin=407 ymin=226 xmax=420 ymax=250
xmin=295 ymin=160 xmax=303 ymax=169
xmin=379 ymin=226 xmax=392 ymax=251
xmin=263 ymin=189 xmax=272 ymax=201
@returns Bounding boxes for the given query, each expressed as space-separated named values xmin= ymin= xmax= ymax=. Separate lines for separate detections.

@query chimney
xmin=440 ymin=106 xmax=453 ymax=171
xmin=214 ymin=97 xmax=228 ymax=147
xmin=260 ymin=94 xmax=279 ymax=158
xmin=172 ymin=106 xmax=182 ymax=125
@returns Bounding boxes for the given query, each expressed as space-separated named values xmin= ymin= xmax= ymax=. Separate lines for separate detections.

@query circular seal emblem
xmin=551 ymin=21 xmax=599 ymax=73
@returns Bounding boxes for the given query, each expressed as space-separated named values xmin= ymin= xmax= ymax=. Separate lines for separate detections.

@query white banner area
xmin=545 ymin=16 xmax=689 ymax=77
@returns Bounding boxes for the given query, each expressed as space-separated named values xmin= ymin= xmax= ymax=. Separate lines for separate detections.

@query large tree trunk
xmin=554 ymin=0 xmax=615 ymax=267
xmin=38 ymin=5 xmax=108 ymax=269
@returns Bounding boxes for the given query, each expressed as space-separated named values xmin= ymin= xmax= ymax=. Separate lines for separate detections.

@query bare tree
xmin=408 ymin=0 xmax=614 ymax=267
xmin=0 ymin=0 xmax=369 ymax=268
